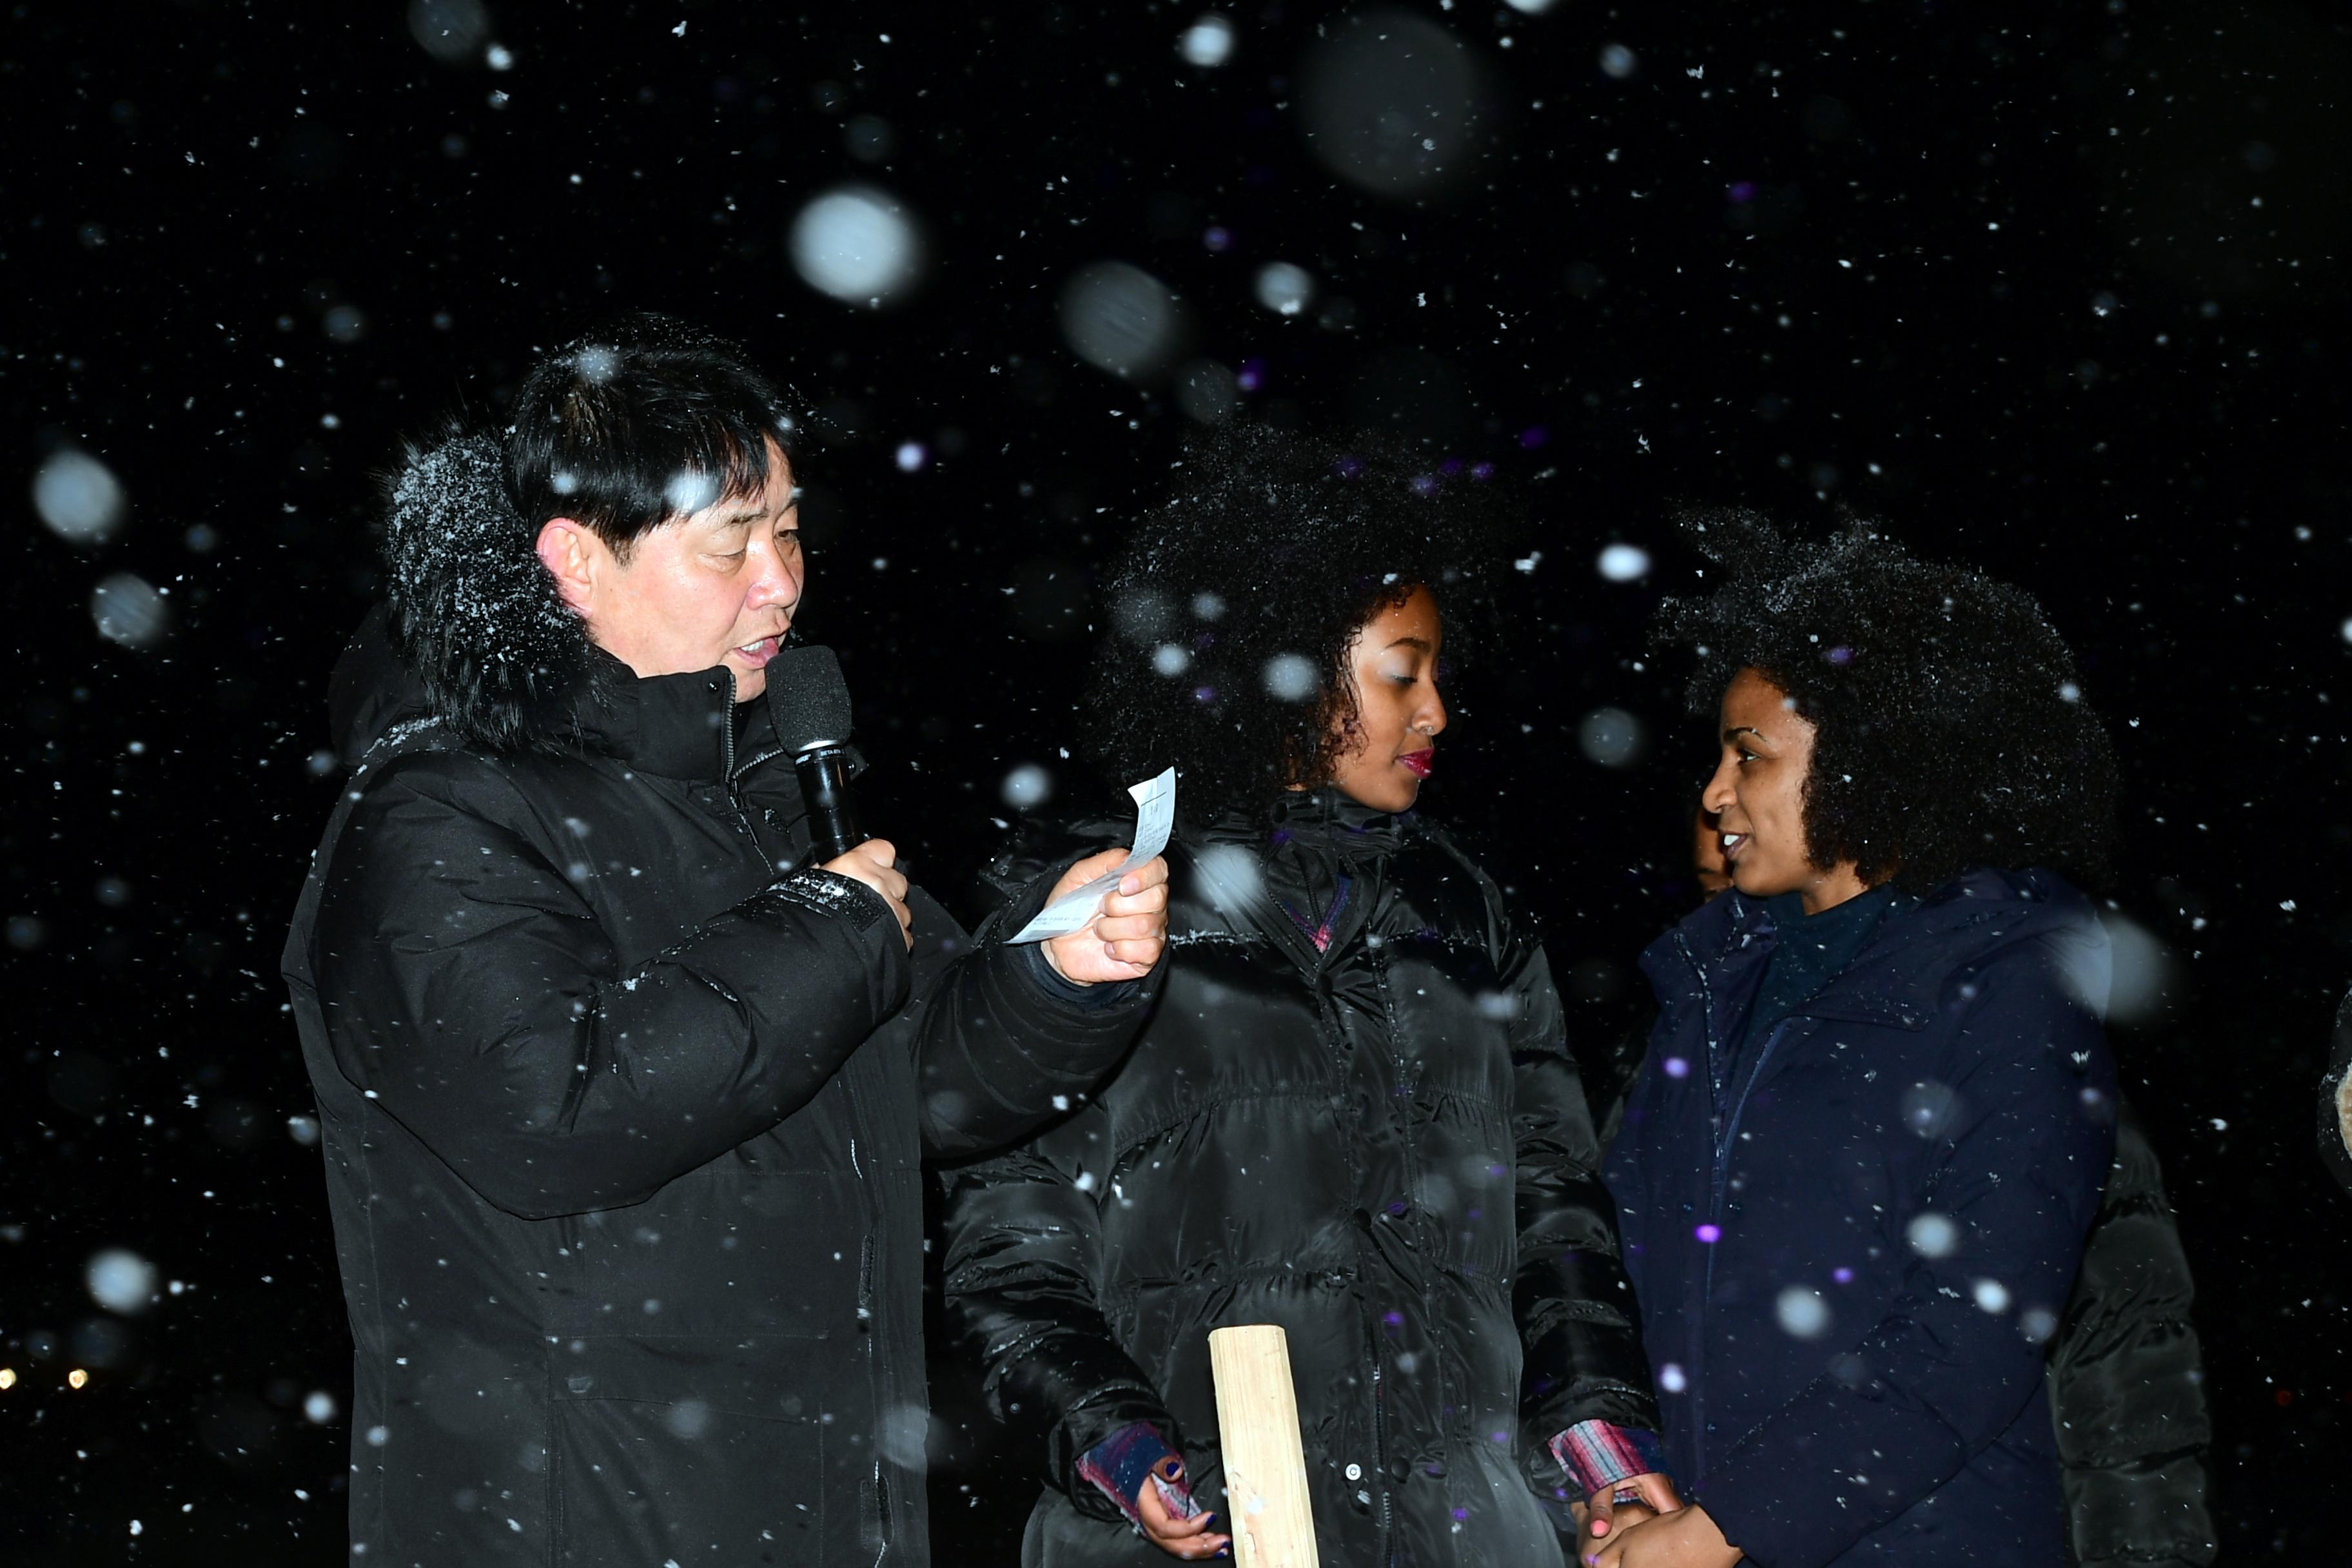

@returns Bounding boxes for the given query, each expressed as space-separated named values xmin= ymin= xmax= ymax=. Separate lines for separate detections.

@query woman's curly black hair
xmin=1084 ymin=426 xmax=1507 ymax=823
xmin=1654 ymin=512 xmax=2117 ymax=894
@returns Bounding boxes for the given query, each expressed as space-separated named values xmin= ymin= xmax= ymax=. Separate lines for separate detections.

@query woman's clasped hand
xmin=1587 ymin=1504 xmax=1742 ymax=1568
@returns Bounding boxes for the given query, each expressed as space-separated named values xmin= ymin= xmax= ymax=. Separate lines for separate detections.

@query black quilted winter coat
xmin=281 ymin=604 xmax=1155 ymax=1568
xmin=941 ymin=792 xmax=1659 ymax=1567
xmin=2049 ymin=1099 xmax=2216 ymax=1568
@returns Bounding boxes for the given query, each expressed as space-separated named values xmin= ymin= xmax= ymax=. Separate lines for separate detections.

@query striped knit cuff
xmin=1550 ymin=1420 xmax=1670 ymax=1503
xmin=1077 ymin=1422 xmax=1204 ymax=1531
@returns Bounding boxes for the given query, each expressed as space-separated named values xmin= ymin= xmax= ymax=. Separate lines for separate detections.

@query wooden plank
xmin=1208 ymin=1324 xmax=1321 ymax=1568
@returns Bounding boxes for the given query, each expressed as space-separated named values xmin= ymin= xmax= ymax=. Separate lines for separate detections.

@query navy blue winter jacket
xmin=1604 ymin=868 xmax=2118 ymax=1567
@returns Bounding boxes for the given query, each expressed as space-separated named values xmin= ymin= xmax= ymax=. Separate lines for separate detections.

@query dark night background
xmin=7 ymin=0 xmax=2347 ymax=1560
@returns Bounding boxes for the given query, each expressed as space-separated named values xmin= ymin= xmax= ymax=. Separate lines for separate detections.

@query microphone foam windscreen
xmin=766 ymin=644 xmax=855 ymax=752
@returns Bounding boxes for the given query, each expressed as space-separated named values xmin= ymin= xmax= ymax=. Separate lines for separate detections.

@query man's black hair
xmin=1084 ymin=425 xmax=1507 ymax=823
xmin=505 ymin=312 xmax=801 ymax=557
xmin=1654 ymin=511 xmax=2118 ymax=893
xmin=371 ymin=314 xmax=800 ymax=754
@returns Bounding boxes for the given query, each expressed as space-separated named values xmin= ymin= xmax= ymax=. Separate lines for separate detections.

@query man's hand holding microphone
xmin=821 ymin=838 xmax=916 ymax=950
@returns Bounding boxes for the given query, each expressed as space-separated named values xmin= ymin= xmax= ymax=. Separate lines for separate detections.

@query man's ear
xmin=535 ymin=518 xmax=599 ymax=616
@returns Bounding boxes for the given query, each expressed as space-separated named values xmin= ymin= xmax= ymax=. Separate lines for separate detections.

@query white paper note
xmin=1007 ymin=767 xmax=1176 ymax=944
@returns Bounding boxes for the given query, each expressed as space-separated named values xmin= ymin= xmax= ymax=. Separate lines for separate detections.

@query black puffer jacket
xmin=941 ymin=794 xmax=1658 ymax=1567
xmin=280 ymin=438 xmax=1155 ymax=1567
xmin=2051 ymin=1099 xmax=2216 ymax=1568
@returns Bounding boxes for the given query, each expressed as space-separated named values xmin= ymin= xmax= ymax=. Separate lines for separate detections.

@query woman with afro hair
xmin=941 ymin=428 xmax=1675 ymax=1565
xmin=1594 ymin=517 xmax=2124 ymax=1568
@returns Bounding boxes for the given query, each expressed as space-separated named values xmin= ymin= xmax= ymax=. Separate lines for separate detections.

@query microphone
xmin=765 ymin=644 xmax=867 ymax=862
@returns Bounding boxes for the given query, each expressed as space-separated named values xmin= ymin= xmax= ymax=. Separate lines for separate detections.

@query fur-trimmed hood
xmin=377 ymin=426 xmax=601 ymax=754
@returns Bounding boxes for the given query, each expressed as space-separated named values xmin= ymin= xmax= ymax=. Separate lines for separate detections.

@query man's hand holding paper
xmin=1031 ymin=768 xmax=1176 ymax=985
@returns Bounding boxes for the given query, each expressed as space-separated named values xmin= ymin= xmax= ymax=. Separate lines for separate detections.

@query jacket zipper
xmin=1673 ymin=930 xmax=1726 ymax=1481
xmin=1364 ymin=933 xmax=1401 ymax=1558
xmin=845 ymin=1046 xmax=893 ymax=1558
xmin=714 ymin=674 xmax=750 ymax=835
xmin=1331 ymin=968 xmax=1393 ymax=1555
xmin=1681 ymin=923 xmax=1813 ymax=1484
xmin=1266 ymin=832 xmax=1397 ymax=1557
xmin=729 ymin=674 xmax=890 ymax=1560
xmin=1672 ymin=930 xmax=1721 ymax=1112
xmin=1707 ymin=1017 xmax=1792 ymax=1330
xmin=733 ymin=743 xmax=785 ymax=783
xmin=1306 ymin=933 xmax=1389 ymax=1556
xmin=711 ymin=671 xmax=772 ymax=847
xmin=730 ymin=741 xmax=790 ymax=867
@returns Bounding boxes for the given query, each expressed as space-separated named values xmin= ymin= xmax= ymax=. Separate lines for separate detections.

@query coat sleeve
xmin=1697 ymin=934 xmax=2119 ymax=1567
xmin=1509 ymin=934 xmax=1663 ymax=1488
xmin=2049 ymin=1099 xmax=2217 ymax=1568
xmin=308 ymin=753 xmax=909 ymax=1220
xmin=908 ymin=861 xmax=1164 ymax=1162
xmin=937 ymin=1108 xmax=1174 ymax=1518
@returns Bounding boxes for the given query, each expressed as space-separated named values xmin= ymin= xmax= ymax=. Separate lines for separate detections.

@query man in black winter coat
xmin=280 ymin=315 xmax=1168 ymax=1567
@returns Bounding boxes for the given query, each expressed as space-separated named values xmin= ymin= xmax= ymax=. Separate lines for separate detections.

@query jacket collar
xmin=568 ymin=654 xmax=741 ymax=782
xmin=1259 ymin=787 xmax=1411 ymax=861
xmin=1171 ymin=790 xmax=1416 ymax=957
xmin=1642 ymin=866 xmax=2099 ymax=1034
xmin=331 ymin=605 xmax=749 ymax=783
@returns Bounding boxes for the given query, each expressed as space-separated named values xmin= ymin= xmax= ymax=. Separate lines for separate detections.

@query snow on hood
xmin=377 ymin=426 xmax=596 ymax=755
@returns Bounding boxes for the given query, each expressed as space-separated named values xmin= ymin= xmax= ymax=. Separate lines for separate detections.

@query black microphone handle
xmin=794 ymin=747 xmax=867 ymax=862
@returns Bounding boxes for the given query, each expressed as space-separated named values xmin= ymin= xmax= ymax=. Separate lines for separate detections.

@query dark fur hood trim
xmin=380 ymin=427 xmax=596 ymax=754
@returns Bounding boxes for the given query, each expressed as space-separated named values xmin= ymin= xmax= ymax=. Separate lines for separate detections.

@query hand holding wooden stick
xmin=1208 ymin=1326 xmax=1320 ymax=1568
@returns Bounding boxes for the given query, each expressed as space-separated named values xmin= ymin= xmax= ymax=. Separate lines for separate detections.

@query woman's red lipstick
xmin=1398 ymin=749 xmax=1435 ymax=779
